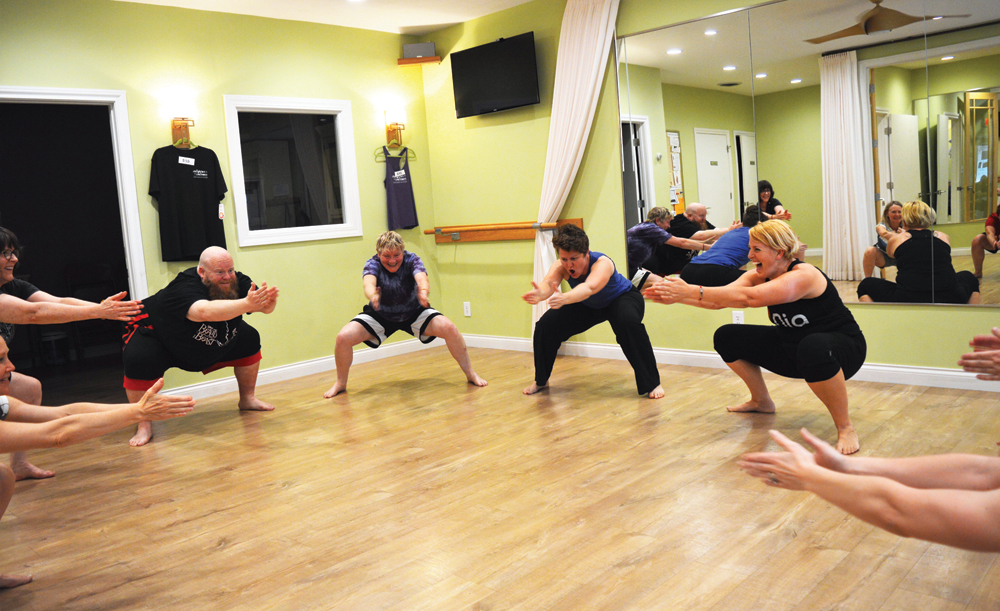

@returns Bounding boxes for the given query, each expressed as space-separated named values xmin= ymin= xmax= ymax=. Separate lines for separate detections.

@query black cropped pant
xmin=533 ymin=287 xmax=660 ymax=395
xmin=713 ymin=324 xmax=866 ymax=384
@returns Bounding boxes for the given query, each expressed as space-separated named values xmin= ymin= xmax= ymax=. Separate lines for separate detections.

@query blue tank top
xmin=566 ymin=251 xmax=632 ymax=308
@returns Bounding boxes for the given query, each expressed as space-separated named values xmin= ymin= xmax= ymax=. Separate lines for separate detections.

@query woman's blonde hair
xmin=646 ymin=207 xmax=673 ymax=223
xmin=375 ymin=230 xmax=405 ymax=254
xmin=748 ymin=220 xmax=800 ymax=260
xmin=902 ymin=200 xmax=936 ymax=229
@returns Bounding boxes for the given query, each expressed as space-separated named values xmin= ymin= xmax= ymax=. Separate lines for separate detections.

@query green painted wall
xmin=873 ymin=66 xmax=917 ymax=115
xmin=0 ymin=0 xmax=435 ymax=389
xmin=659 ymin=83 xmax=754 ymax=214
xmin=754 ymin=85 xmax=823 ymax=247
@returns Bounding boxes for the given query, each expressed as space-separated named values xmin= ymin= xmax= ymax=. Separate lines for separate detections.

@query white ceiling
xmin=114 ymin=0 xmax=537 ymax=36
xmin=620 ymin=0 xmax=1000 ymax=97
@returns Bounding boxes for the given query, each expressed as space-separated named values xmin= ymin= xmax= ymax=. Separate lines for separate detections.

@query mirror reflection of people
xmin=679 ymin=205 xmax=763 ymax=287
xmin=863 ymin=201 xmax=903 ymax=278
xmin=0 ymin=227 xmax=143 ymax=480
xmin=971 ymin=201 xmax=1000 ymax=279
xmin=122 ymin=246 xmax=278 ymax=446
xmin=651 ymin=203 xmax=740 ymax=278
xmin=739 ymin=428 xmax=1000 ymax=552
xmin=0 ymin=336 xmax=195 ymax=588
xmin=857 ymin=201 xmax=980 ymax=304
xmin=523 ymin=224 xmax=664 ymax=399
xmin=323 ymin=231 xmax=486 ymax=397
xmin=757 ymin=180 xmax=791 ymax=221
xmin=644 ymin=220 xmax=866 ymax=454
xmin=626 ymin=207 xmax=710 ymax=292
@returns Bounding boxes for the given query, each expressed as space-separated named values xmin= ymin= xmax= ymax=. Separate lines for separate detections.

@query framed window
xmin=223 ymin=95 xmax=362 ymax=246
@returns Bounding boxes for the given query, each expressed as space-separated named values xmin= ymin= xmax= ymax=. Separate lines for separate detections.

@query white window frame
xmin=223 ymin=95 xmax=363 ymax=247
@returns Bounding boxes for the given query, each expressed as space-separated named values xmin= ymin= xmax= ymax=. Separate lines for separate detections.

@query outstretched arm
xmin=665 ymin=236 xmax=709 ymax=253
xmin=414 ymin=272 xmax=431 ymax=308
xmin=522 ymin=260 xmax=566 ymax=305
xmin=187 ymin=282 xmax=279 ymax=322
xmin=644 ymin=263 xmax=821 ymax=309
xmin=959 ymin=328 xmax=1000 ymax=380
xmin=0 ymin=380 xmax=194 ymax=453
xmin=0 ymin=291 xmax=141 ymax=324
xmin=739 ymin=429 xmax=1000 ymax=552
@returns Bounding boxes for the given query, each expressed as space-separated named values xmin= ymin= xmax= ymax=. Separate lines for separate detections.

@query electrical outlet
xmin=732 ymin=310 xmax=744 ymax=324
xmin=463 ymin=302 xmax=471 ymax=317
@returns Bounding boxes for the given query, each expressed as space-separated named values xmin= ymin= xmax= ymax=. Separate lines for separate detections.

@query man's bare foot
xmin=129 ymin=421 xmax=153 ymax=447
xmin=0 ymin=574 xmax=32 ymax=589
xmin=836 ymin=427 xmax=860 ymax=455
xmin=467 ymin=372 xmax=488 ymax=387
xmin=648 ymin=385 xmax=665 ymax=399
xmin=727 ymin=398 xmax=776 ymax=413
xmin=12 ymin=460 xmax=55 ymax=481
xmin=239 ymin=397 xmax=275 ymax=411
xmin=523 ymin=382 xmax=548 ymax=395
xmin=323 ymin=382 xmax=347 ymax=398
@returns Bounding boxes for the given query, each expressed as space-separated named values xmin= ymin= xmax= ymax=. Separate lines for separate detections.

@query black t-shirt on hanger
xmin=149 ymin=145 xmax=228 ymax=262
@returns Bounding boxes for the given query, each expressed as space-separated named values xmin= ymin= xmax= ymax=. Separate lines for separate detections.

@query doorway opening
xmin=0 ymin=102 xmax=136 ymax=404
xmin=620 ymin=115 xmax=655 ymax=229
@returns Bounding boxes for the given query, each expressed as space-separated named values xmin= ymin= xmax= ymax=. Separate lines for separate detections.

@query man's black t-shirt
xmin=140 ymin=268 xmax=252 ymax=365
xmin=651 ymin=215 xmax=716 ymax=275
xmin=150 ymin=146 xmax=228 ymax=262
xmin=0 ymin=279 xmax=39 ymax=344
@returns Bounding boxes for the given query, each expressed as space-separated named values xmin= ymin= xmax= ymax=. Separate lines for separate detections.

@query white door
xmin=734 ymin=131 xmax=757 ymax=215
xmin=694 ymin=128 xmax=735 ymax=227
xmin=877 ymin=113 xmax=922 ymax=204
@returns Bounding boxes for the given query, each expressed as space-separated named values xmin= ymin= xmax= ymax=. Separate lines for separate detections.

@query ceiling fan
xmin=805 ymin=0 xmax=970 ymax=44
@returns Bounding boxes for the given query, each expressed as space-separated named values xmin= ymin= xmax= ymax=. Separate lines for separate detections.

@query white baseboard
xmin=165 ymin=333 xmax=998 ymax=399
xmin=805 ymin=247 xmax=822 ymax=257
xmin=952 ymin=246 xmax=971 ymax=256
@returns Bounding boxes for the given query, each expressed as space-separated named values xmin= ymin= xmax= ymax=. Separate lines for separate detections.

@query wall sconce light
xmin=385 ymin=109 xmax=406 ymax=148
xmin=171 ymin=117 xmax=195 ymax=148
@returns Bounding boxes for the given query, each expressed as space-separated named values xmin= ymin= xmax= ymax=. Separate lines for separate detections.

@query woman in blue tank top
xmin=522 ymin=224 xmax=662 ymax=399
xmin=644 ymin=220 xmax=866 ymax=455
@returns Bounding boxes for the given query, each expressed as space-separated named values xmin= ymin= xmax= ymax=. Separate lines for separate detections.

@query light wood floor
xmin=4 ymin=347 xmax=1000 ymax=610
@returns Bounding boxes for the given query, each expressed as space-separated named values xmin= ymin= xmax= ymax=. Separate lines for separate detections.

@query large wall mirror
xmin=617 ymin=0 xmax=1000 ymax=306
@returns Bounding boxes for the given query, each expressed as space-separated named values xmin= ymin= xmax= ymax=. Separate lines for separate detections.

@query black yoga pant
xmin=857 ymin=272 xmax=979 ymax=304
xmin=713 ymin=324 xmax=866 ymax=383
xmin=533 ymin=287 xmax=660 ymax=395
xmin=680 ymin=263 xmax=747 ymax=287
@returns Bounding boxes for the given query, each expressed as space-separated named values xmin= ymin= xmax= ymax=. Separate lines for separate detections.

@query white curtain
xmin=532 ymin=0 xmax=621 ymax=324
xmin=820 ymin=51 xmax=875 ymax=281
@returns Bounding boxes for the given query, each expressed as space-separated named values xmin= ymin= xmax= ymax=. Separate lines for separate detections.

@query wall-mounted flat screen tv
xmin=451 ymin=32 xmax=540 ymax=119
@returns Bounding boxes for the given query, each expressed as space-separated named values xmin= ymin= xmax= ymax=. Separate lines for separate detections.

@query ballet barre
xmin=423 ymin=218 xmax=583 ymax=244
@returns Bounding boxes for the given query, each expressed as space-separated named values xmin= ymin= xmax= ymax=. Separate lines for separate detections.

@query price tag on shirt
xmin=219 ymin=203 xmax=225 ymax=220
xmin=178 ymin=156 xmax=195 ymax=166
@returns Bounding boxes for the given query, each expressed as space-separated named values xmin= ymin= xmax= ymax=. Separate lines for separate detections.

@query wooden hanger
xmin=374 ymin=144 xmax=417 ymax=163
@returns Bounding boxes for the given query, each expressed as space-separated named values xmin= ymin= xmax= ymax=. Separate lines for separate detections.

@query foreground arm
xmin=522 ymin=261 xmax=566 ymax=305
xmin=0 ymin=291 xmax=140 ymax=324
xmin=644 ymin=264 xmax=819 ymax=309
xmin=363 ymin=274 xmax=381 ymax=310
xmin=0 ymin=380 xmax=194 ymax=452
xmin=739 ymin=429 xmax=1000 ymax=552
xmin=959 ymin=327 xmax=1000 ymax=380
xmin=414 ymin=271 xmax=431 ymax=308
xmin=187 ymin=282 xmax=279 ymax=322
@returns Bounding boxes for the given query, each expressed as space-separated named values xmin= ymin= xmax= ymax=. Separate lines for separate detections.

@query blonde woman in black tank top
xmin=644 ymin=221 xmax=866 ymax=455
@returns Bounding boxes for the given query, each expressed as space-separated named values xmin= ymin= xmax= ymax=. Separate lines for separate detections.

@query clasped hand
xmin=641 ymin=276 xmax=689 ymax=305
xmin=247 ymin=282 xmax=279 ymax=313
xmin=738 ymin=428 xmax=847 ymax=490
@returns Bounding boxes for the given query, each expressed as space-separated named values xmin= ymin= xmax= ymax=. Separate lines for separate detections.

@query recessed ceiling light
xmin=723 ymin=65 xmax=737 ymax=71
xmin=667 ymin=48 xmax=682 ymax=55
xmin=932 ymin=15 xmax=943 ymax=20
xmin=705 ymin=29 xmax=717 ymax=36
xmin=941 ymin=55 xmax=955 ymax=61
xmin=755 ymin=73 xmax=767 ymax=78
xmin=790 ymin=78 xmax=802 ymax=84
